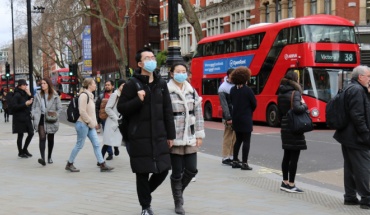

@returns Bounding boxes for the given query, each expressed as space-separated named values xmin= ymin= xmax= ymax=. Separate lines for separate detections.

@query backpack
xmin=118 ymin=77 xmax=143 ymax=142
xmin=6 ymin=91 xmax=15 ymax=115
xmin=66 ymin=92 xmax=89 ymax=123
xmin=325 ymin=85 xmax=353 ymax=130
xmin=98 ymin=98 xmax=109 ymax=120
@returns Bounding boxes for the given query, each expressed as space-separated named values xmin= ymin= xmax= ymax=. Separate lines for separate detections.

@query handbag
xmin=43 ymin=95 xmax=58 ymax=123
xmin=286 ymin=91 xmax=313 ymax=133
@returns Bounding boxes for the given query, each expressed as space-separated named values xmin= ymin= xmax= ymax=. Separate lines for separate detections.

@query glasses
xmin=142 ymin=56 xmax=156 ymax=61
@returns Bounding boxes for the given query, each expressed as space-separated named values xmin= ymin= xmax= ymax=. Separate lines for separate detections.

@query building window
xmin=277 ymin=1 xmax=281 ymax=21
xmin=163 ymin=1 xmax=167 ymax=21
xmin=310 ymin=0 xmax=317 ymax=15
xmin=149 ymin=14 xmax=159 ymax=26
xmin=288 ymin=0 xmax=293 ymax=18
xmin=179 ymin=27 xmax=192 ymax=54
xmin=324 ymin=0 xmax=331 ymax=14
xmin=265 ymin=4 xmax=270 ymax=23
xmin=207 ymin=18 xmax=224 ymax=36
xmin=231 ymin=11 xmax=249 ymax=31
xmin=366 ymin=0 xmax=370 ymax=25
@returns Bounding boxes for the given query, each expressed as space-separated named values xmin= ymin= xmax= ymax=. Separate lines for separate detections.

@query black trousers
xmin=342 ymin=145 xmax=370 ymax=204
xmin=233 ymin=131 xmax=251 ymax=163
xmin=136 ymin=170 xmax=169 ymax=210
xmin=170 ymin=153 xmax=197 ymax=179
xmin=281 ymin=149 xmax=301 ymax=183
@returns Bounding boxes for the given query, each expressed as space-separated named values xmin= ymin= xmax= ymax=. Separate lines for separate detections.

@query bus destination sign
xmin=315 ymin=51 xmax=356 ymax=64
xmin=203 ymin=55 xmax=254 ymax=75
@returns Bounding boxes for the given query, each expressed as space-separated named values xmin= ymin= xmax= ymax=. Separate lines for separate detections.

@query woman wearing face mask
xmin=167 ymin=62 xmax=205 ymax=215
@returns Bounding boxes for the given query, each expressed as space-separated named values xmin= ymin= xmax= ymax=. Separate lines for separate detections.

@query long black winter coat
xmin=12 ymin=88 xmax=34 ymax=134
xmin=277 ymin=78 xmax=307 ymax=150
xmin=333 ymin=80 xmax=370 ymax=150
xmin=230 ymin=85 xmax=256 ymax=132
xmin=117 ymin=72 xmax=176 ymax=173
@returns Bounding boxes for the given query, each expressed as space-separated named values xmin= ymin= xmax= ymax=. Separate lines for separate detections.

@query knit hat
xmin=17 ymin=79 xmax=28 ymax=87
xmin=117 ymin=79 xmax=126 ymax=87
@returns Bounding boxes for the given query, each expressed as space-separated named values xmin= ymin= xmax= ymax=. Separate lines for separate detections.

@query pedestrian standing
xmin=31 ymin=78 xmax=62 ymax=166
xmin=11 ymin=79 xmax=34 ymax=158
xmin=167 ymin=62 xmax=205 ymax=215
xmin=117 ymin=48 xmax=176 ymax=215
xmin=101 ymin=79 xmax=126 ymax=163
xmin=65 ymin=78 xmax=114 ymax=172
xmin=1 ymin=90 xmax=9 ymax=122
xmin=229 ymin=66 xmax=256 ymax=170
xmin=277 ymin=71 xmax=307 ymax=193
xmin=218 ymin=68 xmax=236 ymax=165
xmin=333 ymin=65 xmax=370 ymax=209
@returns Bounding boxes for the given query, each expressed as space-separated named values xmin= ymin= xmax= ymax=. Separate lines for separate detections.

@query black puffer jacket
xmin=12 ymin=88 xmax=33 ymax=134
xmin=333 ymin=80 xmax=370 ymax=150
xmin=117 ymin=71 xmax=176 ymax=173
xmin=277 ymin=78 xmax=308 ymax=150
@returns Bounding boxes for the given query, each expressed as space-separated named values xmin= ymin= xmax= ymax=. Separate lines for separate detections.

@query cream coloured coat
xmin=78 ymin=90 xmax=97 ymax=128
xmin=103 ymin=89 xmax=122 ymax=147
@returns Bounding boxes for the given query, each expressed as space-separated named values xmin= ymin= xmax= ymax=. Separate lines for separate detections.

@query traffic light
xmin=72 ymin=63 xmax=78 ymax=76
xmin=68 ymin=64 xmax=73 ymax=76
xmin=5 ymin=62 xmax=10 ymax=78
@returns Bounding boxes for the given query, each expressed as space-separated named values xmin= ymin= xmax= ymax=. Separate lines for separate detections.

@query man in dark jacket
xmin=12 ymin=79 xmax=34 ymax=158
xmin=333 ymin=65 xmax=370 ymax=209
xmin=117 ymin=48 xmax=176 ymax=215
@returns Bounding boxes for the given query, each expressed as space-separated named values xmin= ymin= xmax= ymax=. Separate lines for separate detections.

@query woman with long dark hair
xmin=277 ymin=71 xmax=308 ymax=193
xmin=32 ymin=78 xmax=62 ymax=166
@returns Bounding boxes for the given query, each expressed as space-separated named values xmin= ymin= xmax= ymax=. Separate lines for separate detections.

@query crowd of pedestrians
xmin=2 ymin=52 xmax=370 ymax=214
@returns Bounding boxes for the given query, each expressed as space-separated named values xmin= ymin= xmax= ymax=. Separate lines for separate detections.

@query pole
xmin=11 ymin=0 xmax=16 ymax=88
xmin=166 ymin=0 xmax=183 ymax=69
xmin=26 ymin=0 xmax=33 ymax=93
xmin=125 ymin=15 xmax=130 ymax=78
xmin=275 ymin=0 xmax=279 ymax=22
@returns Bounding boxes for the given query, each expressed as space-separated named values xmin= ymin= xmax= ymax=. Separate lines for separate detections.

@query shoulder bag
xmin=44 ymin=95 xmax=58 ymax=123
xmin=286 ymin=91 xmax=313 ymax=133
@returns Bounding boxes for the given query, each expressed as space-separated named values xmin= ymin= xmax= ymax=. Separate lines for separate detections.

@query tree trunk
xmin=179 ymin=0 xmax=204 ymax=42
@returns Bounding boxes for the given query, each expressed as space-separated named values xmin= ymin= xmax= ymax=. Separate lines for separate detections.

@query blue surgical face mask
xmin=143 ymin=60 xmax=157 ymax=73
xmin=174 ymin=73 xmax=188 ymax=83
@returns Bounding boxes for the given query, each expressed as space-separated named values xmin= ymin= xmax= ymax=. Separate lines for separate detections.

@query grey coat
xmin=31 ymin=91 xmax=62 ymax=134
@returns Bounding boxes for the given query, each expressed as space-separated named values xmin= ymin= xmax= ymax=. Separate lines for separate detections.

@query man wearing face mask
xmin=117 ymin=47 xmax=176 ymax=215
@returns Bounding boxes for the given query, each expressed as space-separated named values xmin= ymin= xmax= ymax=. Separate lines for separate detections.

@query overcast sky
xmin=0 ymin=0 xmax=13 ymax=47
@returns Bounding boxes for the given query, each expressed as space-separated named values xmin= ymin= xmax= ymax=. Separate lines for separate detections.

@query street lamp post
xmin=11 ymin=0 xmax=16 ymax=88
xmin=166 ymin=0 xmax=183 ymax=69
xmin=125 ymin=15 xmax=130 ymax=79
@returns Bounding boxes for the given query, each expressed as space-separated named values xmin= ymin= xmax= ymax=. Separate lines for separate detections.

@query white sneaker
xmin=191 ymin=177 xmax=196 ymax=182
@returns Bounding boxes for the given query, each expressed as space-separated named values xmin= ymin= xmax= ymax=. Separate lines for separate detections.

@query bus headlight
xmin=310 ymin=108 xmax=319 ymax=117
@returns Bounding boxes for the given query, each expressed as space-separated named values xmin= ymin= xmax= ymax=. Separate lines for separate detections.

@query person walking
xmin=96 ymin=80 xmax=117 ymax=160
xmin=218 ymin=68 xmax=236 ymax=165
xmin=277 ymin=71 xmax=308 ymax=193
xmin=117 ymin=48 xmax=176 ymax=215
xmin=65 ymin=78 xmax=114 ymax=172
xmin=167 ymin=62 xmax=205 ymax=215
xmin=1 ymin=90 xmax=10 ymax=122
xmin=31 ymin=78 xmax=62 ymax=166
xmin=11 ymin=79 xmax=34 ymax=158
xmin=101 ymin=79 xmax=126 ymax=163
xmin=333 ymin=65 xmax=370 ymax=209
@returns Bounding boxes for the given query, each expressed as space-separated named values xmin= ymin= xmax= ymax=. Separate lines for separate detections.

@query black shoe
xmin=97 ymin=162 xmax=101 ymax=167
xmin=241 ymin=163 xmax=253 ymax=170
xmin=114 ymin=148 xmax=120 ymax=156
xmin=222 ymin=158 xmax=232 ymax=166
xmin=106 ymin=155 xmax=113 ymax=160
xmin=360 ymin=204 xmax=370 ymax=209
xmin=231 ymin=161 xmax=242 ymax=168
xmin=38 ymin=158 xmax=46 ymax=166
xmin=18 ymin=153 xmax=28 ymax=158
xmin=48 ymin=158 xmax=53 ymax=164
xmin=344 ymin=199 xmax=359 ymax=205
xmin=24 ymin=150 xmax=32 ymax=157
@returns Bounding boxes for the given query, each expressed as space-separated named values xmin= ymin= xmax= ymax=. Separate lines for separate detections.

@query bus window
xmin=249 ymin=76 xmax=257 ymax=94
xmin=202 ymin=78 xmax=221 ymax=95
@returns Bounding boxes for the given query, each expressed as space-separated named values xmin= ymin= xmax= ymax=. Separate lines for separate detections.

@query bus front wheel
xmin=266 ymin=104 xmax=280 ymax=127
xmin=204 ymin=102 xmax=213 ymax=121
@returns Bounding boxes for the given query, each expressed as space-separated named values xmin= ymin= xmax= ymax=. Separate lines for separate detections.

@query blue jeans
xmin=68 ymin=121 xmax=104 ymax=164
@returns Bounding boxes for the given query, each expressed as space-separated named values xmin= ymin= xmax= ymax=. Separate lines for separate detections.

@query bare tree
xmin=79 ymin=0 xmax=144 ymax=80
xmin=179 ymin=0 xmax=204 ymax=42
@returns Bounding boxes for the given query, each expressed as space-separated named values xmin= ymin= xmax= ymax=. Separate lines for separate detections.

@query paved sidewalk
xmin=0 ymin=115 xmax=367 ymax=215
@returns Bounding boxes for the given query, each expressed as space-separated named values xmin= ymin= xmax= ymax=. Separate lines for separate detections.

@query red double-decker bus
xmin=0 ymin=74 xmax=15 ymax=91
xmin=191 ymin=14 xmax=360 ymax=126
xmin=49 ymin=68 xmax=78 ymax=100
